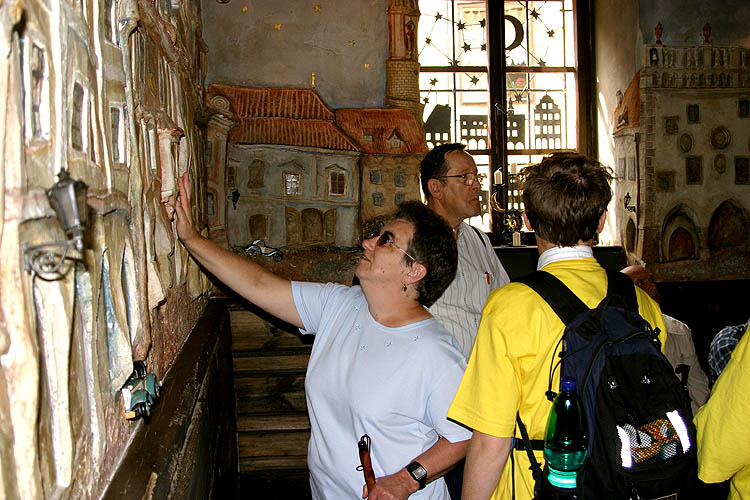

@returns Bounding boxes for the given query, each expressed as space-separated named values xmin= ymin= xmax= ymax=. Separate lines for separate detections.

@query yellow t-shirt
xmin=695 ymin=322 xmax=750 ymax=500
xmin=447 ymin=258 xmax=666 ymax=500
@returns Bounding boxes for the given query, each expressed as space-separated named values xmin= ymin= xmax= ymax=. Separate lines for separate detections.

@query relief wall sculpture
xmin=613 ymin=37 xmax=750 ymax=281
xmin=203 ymin=86 xmax=427 ymax=254
xmin=199 ymin=0 xmax=428 ymax=287
xmin=0 ymin=0 xmax=213 ymax=497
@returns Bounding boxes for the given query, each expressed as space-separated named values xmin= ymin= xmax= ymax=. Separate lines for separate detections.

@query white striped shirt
xmin=428 ymin=222 xmax=510 ymax=359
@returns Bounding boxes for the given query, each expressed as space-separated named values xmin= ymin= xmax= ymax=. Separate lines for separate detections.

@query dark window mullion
xmin=487 ymin=0 xmax=506 ymax=237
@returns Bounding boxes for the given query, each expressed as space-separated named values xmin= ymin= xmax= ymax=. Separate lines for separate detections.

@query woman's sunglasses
xmin=375 ymin=231 xmax=417 ymax=263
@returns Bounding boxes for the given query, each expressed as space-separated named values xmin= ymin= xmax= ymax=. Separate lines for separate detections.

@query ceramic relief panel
xmin=0 ymin=1 xmax=212 ymax=497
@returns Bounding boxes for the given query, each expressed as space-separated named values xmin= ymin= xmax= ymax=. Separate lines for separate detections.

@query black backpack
xmin=513 ymin=269 xmax=698 ymax=500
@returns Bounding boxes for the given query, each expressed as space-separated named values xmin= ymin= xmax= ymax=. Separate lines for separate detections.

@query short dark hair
xmin=419 ymin=143 xmax=466 ymax=199
xmin=392 ymin=201 xmax=457 ymax=307
xmin=520 ymin=152 xmax=612 ymax=246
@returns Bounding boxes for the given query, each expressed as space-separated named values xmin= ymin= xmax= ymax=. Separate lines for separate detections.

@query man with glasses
xmin=420 ymin=143 xmax=510 ymax=360
xmin=420 ymin=143 xmax=510 ymax=500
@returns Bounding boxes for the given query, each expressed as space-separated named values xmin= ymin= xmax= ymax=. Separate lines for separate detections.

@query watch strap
xmin=406 ymin=461 xmax=427 ymax=490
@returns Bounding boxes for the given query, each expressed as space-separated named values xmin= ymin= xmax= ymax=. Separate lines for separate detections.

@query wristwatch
xmin=406 ymin=461 xmax=427 ymax=490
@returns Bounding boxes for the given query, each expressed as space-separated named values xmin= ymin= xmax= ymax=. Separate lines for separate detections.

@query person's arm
xmin=363 ymin=437 xmax=469 ymax=499
xmin=461 ymin=431 xmax=511 ymax=500
xmin=174 ymin=173 xmax=302 ymax=328
xmin=695 ymin=324 xmax=750 ymax=484
xmin=682 ymin=332 xmax=710 ymax=408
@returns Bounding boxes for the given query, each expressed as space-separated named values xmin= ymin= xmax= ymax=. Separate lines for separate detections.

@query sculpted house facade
xmin=205 ymin=86 xmax=362 ymax=249
xmin=0 ymin=0 xmax=214 ymax=497
xmin=613 ymin=43 xmax=750 ymax=281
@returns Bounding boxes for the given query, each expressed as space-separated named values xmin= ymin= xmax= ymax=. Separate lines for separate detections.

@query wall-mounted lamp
xmin=22 ymin=169 xmax=88 ymax=276
xmin=624 ymin=192 xmax=636 ymax=212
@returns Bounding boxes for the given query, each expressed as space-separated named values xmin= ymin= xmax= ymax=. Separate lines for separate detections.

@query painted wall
xmin=202 ymin=0 xmax=388 ymax=109
xmin=594 ymin=0 xmax=640 ymax=245
xmin=639 ymin=0 xmax=750 ymax=48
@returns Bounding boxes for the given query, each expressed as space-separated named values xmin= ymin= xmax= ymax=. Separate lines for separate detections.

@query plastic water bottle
xmin=543 ymin=376 xmax=588 ymax=490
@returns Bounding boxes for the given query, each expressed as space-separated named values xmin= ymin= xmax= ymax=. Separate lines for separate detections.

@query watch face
xmin=414 ymin=465 xmax=426 ymax=480
xmin=408 ymin=462 xmax=427 ymax=480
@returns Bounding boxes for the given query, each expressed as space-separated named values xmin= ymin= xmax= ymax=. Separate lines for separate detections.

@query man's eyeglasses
xmin=376 ymin=231 xmax=417 ymax=263
xmin=437 ymin=172 xmax=487 ymax=186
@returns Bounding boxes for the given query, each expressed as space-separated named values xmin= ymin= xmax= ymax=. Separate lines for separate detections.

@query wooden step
xmin=230 ymin=308 xmax=312 ymax=351
xmin=239 ymin=455 xmax=309 ymax=472
xmin=235 ymin=392 xmax=307 ymax=415
xmin=234 ymin=372 xmax=306 ymax=397
xmin=229 ymin=302 xmax=314 ymax=476
xmin=237 ymin=412 xmax=310 ymax=432
xmin=233 ymin=349 xmax=311 ymax=374
xmin=235 ymin=373 xmax=307 ymax=414
xmin=238 ymin=429 xmax=310 ymax=459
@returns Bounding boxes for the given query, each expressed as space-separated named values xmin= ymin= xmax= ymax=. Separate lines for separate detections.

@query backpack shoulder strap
xmin=515 ymin=271 xmax=589 ymax=325
xmin=514 ymin=413 xmax=545 ymax=489
xmin=605 ymin=269 xmax=638 ymax=310
xmin=469 ymin=224 xmax=487 ymax=248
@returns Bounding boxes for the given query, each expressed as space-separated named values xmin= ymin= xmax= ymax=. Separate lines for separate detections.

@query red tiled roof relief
xmin=230 ymin=119 xmax=358 ymax=151
xmin=206 ymin=85 xmax=356 ymax=150
xmin=207 ymin=84 xmax=335 ymax=120
xmin=336 ymin=109 xmax=427 ymax=155
xmin=613 ymin=70 xmax=641 ymax=133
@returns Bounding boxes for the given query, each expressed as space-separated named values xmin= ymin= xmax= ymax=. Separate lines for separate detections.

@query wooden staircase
xmin=229 ymin=301 xmax=313 ymax=494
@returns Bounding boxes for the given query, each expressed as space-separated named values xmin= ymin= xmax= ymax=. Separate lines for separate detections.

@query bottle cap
xmin=561 ymin=376 xmax=577 ymax=392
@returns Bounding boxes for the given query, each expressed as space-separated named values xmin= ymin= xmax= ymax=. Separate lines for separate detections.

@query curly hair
xmin=419 ymin=143 xmax=467 ymax=199
xmin=520 ymin=152 xmax=613 ymax=246
xmin=392 ymin=201 xmax=457 ymax=307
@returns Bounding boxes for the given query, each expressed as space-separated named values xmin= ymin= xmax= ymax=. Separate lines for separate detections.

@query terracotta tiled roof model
xmin=336 ymin=108 xmax=427 ymax=155
xmin=207 ymin=85 xmax=358 ymax=151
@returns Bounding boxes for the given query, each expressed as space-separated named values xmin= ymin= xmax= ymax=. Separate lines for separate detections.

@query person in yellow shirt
xmin=447 ymin=153 xmax=666 ymax=500
xmin=695 ymin=321 xmax=750 ymax=499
